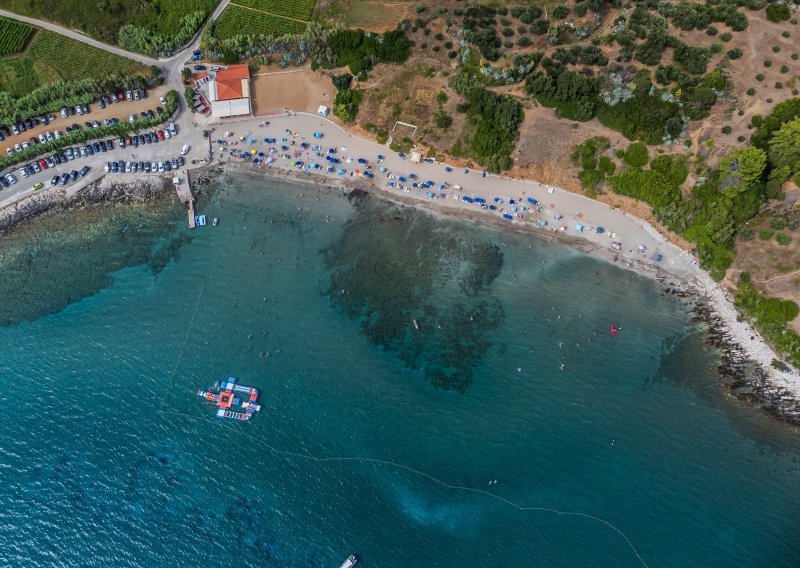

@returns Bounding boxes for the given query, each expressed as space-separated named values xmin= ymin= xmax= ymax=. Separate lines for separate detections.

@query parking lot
xmin=0 ymin=120 xmax=191 ymax=204
xmin=2 ymin=86 xmax=170 ymax=156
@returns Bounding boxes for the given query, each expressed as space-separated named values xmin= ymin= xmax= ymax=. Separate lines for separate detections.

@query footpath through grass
xmin=0 ymin=29 xmax=145 ymax=97
xmin=0 ymin=0 xmax=220 ymax=44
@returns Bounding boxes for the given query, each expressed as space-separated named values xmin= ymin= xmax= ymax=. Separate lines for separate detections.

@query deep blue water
xmin=1 ymin=172 xmax=800 ymax=567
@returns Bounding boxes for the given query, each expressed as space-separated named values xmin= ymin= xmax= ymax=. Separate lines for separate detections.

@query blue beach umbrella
xmin=474 ymin=197 xmax=485 ymax=203
xmin=494 ymin=197 xmax=502 ymax=203
xmin=489 ymin=205 xmax=497 ymax=210
xmin=527 ymin=197 xmax=538 ymax=205
xmin=502 ymin=214 xmax=513 ymax=220
xmin=358 ymin=158 xmax=367 ymax=164
xmin=379 ymin=166 xmax=387 ymax=172
xmin=445 ymin=166 xmax=452 ymax=172
xmin=426 ymin=191 xmax=435 ymax=198
xmin=378 ymin=154 xmax=385 ymax=160
xmin=510 ymin=205 xmax=518 ymax=212
xmin=462 ymin=196 xmax=474 ymax=203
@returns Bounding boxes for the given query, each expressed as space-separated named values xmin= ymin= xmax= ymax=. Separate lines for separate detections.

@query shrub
xmin=332 ymin=88 xmax=362 ymax=122
xmin=435 ymin=32 xmax=444 ymax=41
xmin=623 ymin=142 xmax=649 ymax=167
xmin=574 ymin=2 xmax=588 ymax=17
xmin=727 ymin=48 xmax=743 ymax=60
xmin=720 ymin=32 xmax=732 ymax=42
xmin=772 ymin=46 xmax=781 ymax=53
xmin=764 ymin=59 xmax=772 ymax=67
xmin=783 ymin=31 xmax=792 ymax=38
xmin=766 ymin=3 xmax=791 ymax=23
xmin=776 ymin=233 xmax=792 ymax=245
xmin=444 ymin=41 xmax=453 ymax=49
xmin=502 ymin=40 xmax=513 ymax=48
xmin=448 ymin=50 xmax=458 ymax=58
xmin=781 ymin=65 xmax=789 ymax=73
xmin=332 ymin=73 xmax=353 ymax=91
xmin=500 ymin=17 xmax=512 ymax=26
xmin=517 ymin=36 xmax=531 ymax=47
xmin=776 ymin=82 xmax=784 ymax=89
xmin=531 ymin=20 xmax=550 ymax=35
xmin=722 ymin=125 xmax=732 ymax=134
xmin=706 ymin=26 xmax=718 ymax=36
xmin=738 ymin=135 xmax=746 ymax=142
xmin=747 ymin=88 xmax=756 ymax=95
xmin=771 ymin=218 xmax=786 ymax=230
xmin=502 ymin=27 xmax=514 ymax=37
xmin=756 ymin=73 xmax=765 ymax=81
xmin=793 ymin=54 xmax=800 ymax=61
xmin=432 ymin=45 xmax=441 ymax=52
xmin=553 ymin=5 xmax=570 ymax=19
xmin=759 ymin=229 xmax=774 ymax=240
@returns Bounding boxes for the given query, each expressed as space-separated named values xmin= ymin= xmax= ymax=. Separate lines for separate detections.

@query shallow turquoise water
xmin=1 ymin=172 xmax=800 ymax=567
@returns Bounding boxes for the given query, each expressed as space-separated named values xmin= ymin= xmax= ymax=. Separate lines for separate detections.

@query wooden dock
xmin=173 ymin=176 xmax=195 ymax=228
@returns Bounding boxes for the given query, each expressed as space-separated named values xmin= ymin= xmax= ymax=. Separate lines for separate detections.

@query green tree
xmin=768 ymin=116 xmax=800 ymax=177
xmin=719 ymin=146 xmax=767 ymax=186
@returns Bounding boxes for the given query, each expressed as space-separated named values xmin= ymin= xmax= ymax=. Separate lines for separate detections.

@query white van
xmin=180 ymin=144 xmax=190 ymax=155
xmin=169 ymin=121 xmax=176 ymax=134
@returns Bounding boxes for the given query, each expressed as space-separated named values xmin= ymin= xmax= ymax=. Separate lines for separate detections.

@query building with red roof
xmin=209 ymin=65 xmax=251 ymax=118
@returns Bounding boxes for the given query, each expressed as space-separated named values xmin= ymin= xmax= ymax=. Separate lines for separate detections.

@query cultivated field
xmin=0 ymin=16 xmax=32 ymax=55
xmin=0 ymin=0 xmax=219 ymax=45
xmin=343 ymin=0 xmax=411 ymax=32
xmin=232 ymin=0 xmax=316 ymax=22
xmin=0 ymin=30 xmax=144 ymax=97
xmin=214 ymin=0 xmax=314 ymax=38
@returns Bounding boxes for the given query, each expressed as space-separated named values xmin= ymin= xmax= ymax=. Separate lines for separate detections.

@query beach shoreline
xmin=203 ymin=158 xmax=800 ymax=426
xmin=2 ymin=109 xmax=799 ymax=426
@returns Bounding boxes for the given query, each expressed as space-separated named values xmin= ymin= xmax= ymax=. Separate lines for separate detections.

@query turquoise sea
xmin=1 ymin=171 xmax=800 ymax=567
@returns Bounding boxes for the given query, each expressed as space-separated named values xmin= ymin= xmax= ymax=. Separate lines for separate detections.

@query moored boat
xmin=340 ymin=555 xmax=358 ymax=568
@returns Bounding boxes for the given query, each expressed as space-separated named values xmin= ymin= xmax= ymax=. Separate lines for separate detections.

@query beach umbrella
xmin=379 ymin=166 xmax=387 ymax=172
xmin=494 ymin=197 xmax=502 ymax=203
xmin=281 ymin=145 xmax=288 ymax=151
xmin=337 ymin=168 xmax=345 ymax=175
xmin=398 ymin=152 xmax=405 ymax=157
xmin=462 ymin=196 xmax=474 ymax=203
xmin=651 ymin=254 xmax=663 ymax=261
xmin=312 ymin=163 xmax=320 ymax=169
xmin=489 ymin=205 xmax=497 ymax=210
xmin=510 ymin=205 xmax=517 ymax=212
xmin=377 ymin=154 xmax=385 ymax=160
xmin=250 ymin=149 xmax=257 ymax=155
xmin=328 ymin=148 xmax=336 ymax=154
xmin=438 ymin=183 xmax=445 ymax=189
xmin=426 ymin=191 xmax=435 ymax=198
xmin=399 ymin=176 xmax=407 ymax=182
xmin=409 ymin=173 xmax=417 ymax=179
xmin=445 ymin=167 xmax=453 ymax=172
xmin=475 ymin=197 xmax=485 ymax=203
xmin=527 ymin=197 xmax=538 ymax=205
xmin=502 ymin=214 xmax=513 ymax=220
xmin=327 ymin=165 xmax=334 ymax=172
xmin=258 ymin=152 xmax=265 ymax=157
xmin=358 ymin=158 xmax=367 ymax=164
xmin=509 ymin=199 xmax=516 ymax=204
xmin=412 ymin=183 xmax=419 ymax=188
xmin=253 ymin=158 xmax=259 ymax=164
xmin=388 ymin=182 xmax=396 ymax=187
xmin=596 ymin=227 xmax=605 ymax=234
xmin=462 ymin=168 xmax=468 ymax=173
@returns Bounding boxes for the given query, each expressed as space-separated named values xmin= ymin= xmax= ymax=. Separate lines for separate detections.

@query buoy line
xmin=160 ymin=410 xmax=649 ymax=568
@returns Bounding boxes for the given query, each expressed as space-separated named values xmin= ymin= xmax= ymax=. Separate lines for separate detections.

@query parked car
xmin=38 ymin=133 xmax=46 ymax=143
xmin=163 ymin=129 xmax=171 ymax=139
xmin=6 ymin=147 xmax=12 ymax=156
xmin=191 ymin=54 xmax=202 ymax=61
xmin=147 ymin=109 xmax=154 ymax=119
xmin=144 ymin=162 xmax=151 ymax=173
xmin=159 ymin=96 xmax=167 ymax=106
xmin=79 ymin=147 xmax=87 ymax=157
xmin=140 ymin=111 xmax=147 ymax=119
xmin=5 ymin=173 xmax=16 ymax=185
xmin=144 ymin=132 xmax=151 ymax=144
xmin=156 ymin=107 xmax=163 ymax=116
xmin=76 ymin=105 xmax=83 ymax=115
xmin=164 ymin=161 xmax=171 ymax=172
xmin=33 ymin=181 xmax=43 ymax=190
xmin=103 ymin=118 xmax=110 ymax=126
xmin=158 ymin=162 xmax=165 ymax=173
xmin=54 ymin=130 xmax=62 ymax=139
xmin=181 ymin=144 xmax=190 ymax=155
xmin=133 ymin=90 xmax=140 ymax=101
xmin=111 ymin=117 xmax=119 ymax=124
xmin=61 ymin=107 xmax=68 ymax=118
xmin=125 ymin=90 xmax=132 ymax=101
xmin=18 ymin=167 xmax=28 ymax=178
xmin=117 ymin=160 xmax=125 ymax=171
xmin=151 ymin=161 xmax=157 ymax=172
xmin=81 ymin=104 xmax=88 ymax=114
xmin=70 ymin=170 xmax=78 ymax=181
xmin=139 ymin=89 xmax=147 ymax=99
xmin=131 ymin=162 xmax=138 ymax=173
xmin=169 ymin=122 xmax=176 ymax=134
xmin=99 ymin=140 xmax=107 ymax=152
xmin=170 ymin=158 xmax=178 ymax=169
xmin=84 ymin=121 xmax=92 ymax=129
xmin=107 ymin=139 xmax=115 ymax=149
xmin=98 ymin=99 xmax=105 ymax=109
xmin=50 ymin=175 xmax=60 ymax=186
xmin=38 ymin=158 xmax=48 ymax=170
xmin=0 ymin=176 xmax=8 ymax=188
xmin=129 ymin=113 xmax=136 ymax=123
xmin=45 ymin=131 xmax=53 ymax=141
xmin=72 ymin=123 xmax=80 ymax=131
xmin=157 ymin=130 xmax=165 ymax=142
xmin=138 ymin=161 xmax=145 ymax=171
xmin=131 ymin=136 xmax=139 ymax=148
xmin=210 ymin=66 xmax=220 ymax=72
xmin=119 ymin=137 xmax=126 ymax=149
xmin=60 ymin=175 xmax=68 ymax=186
xmin=45 ymin=156 xmax=55 ymax=168
xmin=193 ymin=49 xmax=202 ymax=56
xmin=138 ymin=134 xmax=145 ymax=145
xmin=21 ymin=141 xmax=29 ymax=149
xmin=111 ymin=162 xmax=119 ymax=173
xmin=104 ymin=162 xmax=110 ymax=173
xmin=125 ymin=161 xmax=132 ymax=173
xmin=79 ymin=165 xmax=90 ymax=177
xmin=30 ymin=162 xmax=40 ymax=173
xmin=193 ymin=65 xmax=207 ymax=71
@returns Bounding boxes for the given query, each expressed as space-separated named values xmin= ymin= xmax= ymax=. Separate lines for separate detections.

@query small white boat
xmin=340 ymin=555 xmax=358 ymax=568
xmin=212 ymin=217 xmax=218 ymax=226
xmin=412 ymin=319 xmax=419 ymax=330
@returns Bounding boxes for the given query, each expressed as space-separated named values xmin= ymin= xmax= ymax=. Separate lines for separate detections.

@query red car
xmin=157 ymin=130 xmax=165 ymax=141
xmin=38 ymin=158 xmax=48 ymax=170
xmin=117 ymin=92 xmax=124 ymax=102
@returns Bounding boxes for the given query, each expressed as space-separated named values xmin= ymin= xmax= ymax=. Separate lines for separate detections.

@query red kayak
xmin=610 ymin=324 xmax=617 ymax=336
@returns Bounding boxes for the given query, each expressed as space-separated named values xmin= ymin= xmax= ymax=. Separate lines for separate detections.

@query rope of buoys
xmin=155 ymin=401 xmax=649 ymax=568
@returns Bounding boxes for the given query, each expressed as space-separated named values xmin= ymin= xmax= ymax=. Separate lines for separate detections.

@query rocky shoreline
xmin=0 ymin=175 xmax=175 ymax=235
